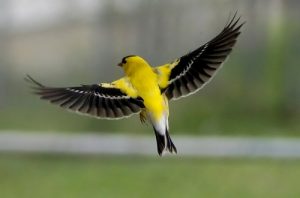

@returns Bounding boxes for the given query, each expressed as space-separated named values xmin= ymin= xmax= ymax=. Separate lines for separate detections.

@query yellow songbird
xmin=26 ymin=15 xmax=244 ymax=156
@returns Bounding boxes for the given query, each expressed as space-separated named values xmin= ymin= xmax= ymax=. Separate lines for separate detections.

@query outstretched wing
xmin=25 ymin=75 xmax=145 ymax=119
xmin=154 ymin=14 xmax=244 ymax=100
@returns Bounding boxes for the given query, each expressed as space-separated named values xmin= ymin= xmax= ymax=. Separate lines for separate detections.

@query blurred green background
xmin=0 ymin=0 xmax=300 ymax=136
xmin=1 ymin=0 xmax=300 ymax=197
xmin=2 ymin=154 xmax=300 ymax=198
xmin=0 ymin=0 xmax=299 ymax=136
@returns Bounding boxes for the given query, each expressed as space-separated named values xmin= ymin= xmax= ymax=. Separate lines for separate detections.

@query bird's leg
xmin=139 ymin=109 xmax=147 ymax=125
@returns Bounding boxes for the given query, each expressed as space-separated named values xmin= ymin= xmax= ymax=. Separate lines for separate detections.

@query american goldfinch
xmin=26 ymin=15 xmax=244 ymax=156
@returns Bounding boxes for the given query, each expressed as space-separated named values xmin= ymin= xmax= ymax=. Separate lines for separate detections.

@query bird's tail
xmin=153 ymin=127 xmax=177 ymax=156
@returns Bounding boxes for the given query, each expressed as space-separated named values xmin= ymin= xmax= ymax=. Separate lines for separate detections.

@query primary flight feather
xmin=26 ymin=15 xmax=244 ymax=156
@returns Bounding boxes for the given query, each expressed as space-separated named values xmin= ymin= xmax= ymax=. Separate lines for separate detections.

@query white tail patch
xmin=152 ymin=115 xmax=167 ymax=135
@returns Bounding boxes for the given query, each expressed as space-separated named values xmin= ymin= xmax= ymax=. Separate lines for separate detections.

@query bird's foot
xmin=139 ymin=111 xmax=147 ymax=125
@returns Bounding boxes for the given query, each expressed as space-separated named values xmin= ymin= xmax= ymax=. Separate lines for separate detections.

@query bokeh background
xmin=1 ymin=0 xmax=300 ymax=197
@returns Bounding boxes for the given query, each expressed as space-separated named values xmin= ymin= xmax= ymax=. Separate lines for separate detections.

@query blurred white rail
xmin=1 ymin=131 xmax=300 ymax=158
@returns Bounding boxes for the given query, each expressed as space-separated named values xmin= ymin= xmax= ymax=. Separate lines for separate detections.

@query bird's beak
xmin=117 ymin=62 xmax=122 ymax=67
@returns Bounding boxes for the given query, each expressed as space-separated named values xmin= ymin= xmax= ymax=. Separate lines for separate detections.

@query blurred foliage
xmin=0 ymin=0 xmax=299 ymax=135
xmin=1 ymin=154 xmax=300 ymax=198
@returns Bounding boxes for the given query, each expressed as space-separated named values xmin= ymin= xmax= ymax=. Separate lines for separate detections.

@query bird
xmin=26 ymin=14 xmax=244 ymax=156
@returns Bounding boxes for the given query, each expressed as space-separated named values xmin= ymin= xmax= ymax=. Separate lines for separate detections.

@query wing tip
xmin=224 ymin=11 xmax=246 ymax=32
xmin=24 ymin=74 xmax=45 ymax=88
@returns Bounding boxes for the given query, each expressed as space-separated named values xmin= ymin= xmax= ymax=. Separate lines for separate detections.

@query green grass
xmin=1 ymin=154 xmax=300 ymax=198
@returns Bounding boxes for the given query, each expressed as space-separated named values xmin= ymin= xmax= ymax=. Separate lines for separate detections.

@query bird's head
xmin=118 ymin=55 xmax=149 ymax=76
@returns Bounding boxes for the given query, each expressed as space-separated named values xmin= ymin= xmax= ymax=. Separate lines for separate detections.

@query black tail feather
xmin=166 ymin=131 xmax=177 ymax=153
xmin=154 ymin=131 xmax=165 ymax=156
xmin=153 ymin=127 xmax=177 ymax=156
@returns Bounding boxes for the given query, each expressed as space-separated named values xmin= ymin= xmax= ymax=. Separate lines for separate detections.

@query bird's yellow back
xmin=122 ymin=56 xmax=166 ymax=120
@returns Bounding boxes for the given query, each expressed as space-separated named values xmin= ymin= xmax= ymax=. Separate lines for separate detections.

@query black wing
xmin=160 ymin=14 xmax=244 ymax=100
xmin=25 ymin=75 xmax=144 ymax=119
